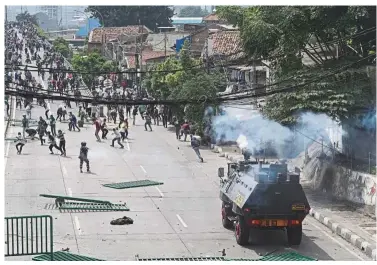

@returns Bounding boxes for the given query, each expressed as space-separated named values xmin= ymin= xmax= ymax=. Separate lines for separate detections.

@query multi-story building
xmin=38 ymin=6 xmax=61 ymax=21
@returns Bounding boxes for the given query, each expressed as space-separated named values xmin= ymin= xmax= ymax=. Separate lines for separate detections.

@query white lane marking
xmin=306 ymin=218 xmax=366 ymax=261
xmin=140 ymin=165 xmax=147 ymax=174
xmin=176 ymin=214 xmax=188 ymax=228
xmin=62 ymin=166 xmax=68 ymax=177
xmin=74 ymin=216 xmax=82 ymax=235
xmin=4 ymin=97 xmax=16 ymax=169
xmin=67 ymin=188 xmax=72 ymax=197
xmin=126 ymin=139 xmax=130 ymax=151
xmin=155 ymin=187 xmax=164 ymax=197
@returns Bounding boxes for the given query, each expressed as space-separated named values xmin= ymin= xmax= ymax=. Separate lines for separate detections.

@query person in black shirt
xmin=101 ymin=118 xmax=109 ymax=139
xmin=25 ymin=128 xmax=38 ymax=139
xmin=132 ymin=106 xmax=138 ymax=125
xmin=57 ymin=130 xmax=66 ymax=156
xmin=47 ymin=131 xmax=62 ymax=155
xmin=79 ymin=142 xmax=90 ymax=173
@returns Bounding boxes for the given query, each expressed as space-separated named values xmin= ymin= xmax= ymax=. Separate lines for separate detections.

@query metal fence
xmin=4 ymin=215 xmax=54 ymax=260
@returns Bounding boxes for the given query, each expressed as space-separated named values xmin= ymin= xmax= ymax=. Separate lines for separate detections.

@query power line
xmin=5 ymin=55 xmax=375 ymax=107
xmin=219 ymin=54 xmax=376 ymax=101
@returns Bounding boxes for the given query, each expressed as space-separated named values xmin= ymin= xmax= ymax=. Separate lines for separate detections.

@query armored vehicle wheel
xmin=287 ymin=225 xmax=302 ymax=246
xmin=221 ymin=202 xmax=233 ymax=229
xmin=235 ymin=216 xmax=249 ymax=245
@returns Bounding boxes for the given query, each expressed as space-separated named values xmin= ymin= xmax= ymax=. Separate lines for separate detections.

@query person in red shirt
xmin=180 ymin=122 xmax=190 ymax=141
xmin=121 ymin=80 xmax=127 ymax=89
xmin=93 ymin=118 xmax=101 ymax=142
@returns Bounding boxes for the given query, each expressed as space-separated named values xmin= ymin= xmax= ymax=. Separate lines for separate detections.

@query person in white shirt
xmin=25 ymin=104 xmax=32 ymax=119
xmin=45 ymin=102 xmax=50 ymax=120
xmin=110 ymin=128 xmax=124 ymax=149
xmin=14 ymin=132 xmax=27 ymax=155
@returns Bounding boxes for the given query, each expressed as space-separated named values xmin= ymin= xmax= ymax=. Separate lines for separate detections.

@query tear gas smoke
xmin=208 ymin=106 xmax=346 ymax=159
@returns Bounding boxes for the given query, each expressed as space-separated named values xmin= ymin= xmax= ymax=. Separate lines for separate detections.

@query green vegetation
xmin=35 ymin=26 xmax=47 ymax=39
xmin=71 ymin=51 xmax=118 ymax=88
xmin=86 ymin=6 xmax=174 ymax=32
xmin=144 ymin=41 xmax=226 ymax=135
xmin=16 ymin=11 xmax=39 ymax=26
xmin=179 ymin=6 xmax=210 ymax=17
xmin=217 ymin=6 xmax=376 ymax=124
xmin=52 ymin=37 xmax=71 ymax=59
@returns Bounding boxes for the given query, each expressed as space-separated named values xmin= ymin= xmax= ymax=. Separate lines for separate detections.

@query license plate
xmin=292 ymin=204 xmax=305 ymax=211
xmin=261 ymin=219 xmax=287 ymax=227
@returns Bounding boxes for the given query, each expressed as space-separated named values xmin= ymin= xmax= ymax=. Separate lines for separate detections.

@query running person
xmin=79 ymin=142 xmax=90 ymax=173
xmin=57 ymin=130 xmax=66 ymax=156
xmin=110 ymin=128 xmax=124 ymax=149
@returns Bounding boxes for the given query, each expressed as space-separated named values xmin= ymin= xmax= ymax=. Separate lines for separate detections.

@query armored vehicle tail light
xmin=249 ymin=219 xmax=261 ymax=226
xmin=288 ymin=220 xmax=301 ymax=225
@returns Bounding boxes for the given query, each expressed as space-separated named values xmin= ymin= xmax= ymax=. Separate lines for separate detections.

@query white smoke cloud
xmin=209 ymin=105 xmax=345 ymax=159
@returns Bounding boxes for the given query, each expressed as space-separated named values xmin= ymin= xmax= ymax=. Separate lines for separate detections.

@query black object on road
xmin=110 ymin=216 xmax=134 ymax=225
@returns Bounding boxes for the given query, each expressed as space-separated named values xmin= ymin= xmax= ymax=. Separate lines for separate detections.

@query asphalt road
xmin=4 ymin=29 xmax=372 ymax=261
xmin=4 ymin=98 xmax=372 ymax=261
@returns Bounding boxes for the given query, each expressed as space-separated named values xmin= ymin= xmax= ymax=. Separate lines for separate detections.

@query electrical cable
xmin=218 ymin=54 xmax=376 ymax=102
xmin=6 ymin=55 xmax=375 ymax=107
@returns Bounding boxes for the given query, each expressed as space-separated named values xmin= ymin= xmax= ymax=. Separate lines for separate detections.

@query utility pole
xmin=204 ymin=35 xmax=209 ymax=74
xmin=164 ymin=31 xmax=167 ymax=59
xmin=5 ymin=6 xmax=8 ymax=23
xmin=139 ymin=19 xmax=143 ymax=97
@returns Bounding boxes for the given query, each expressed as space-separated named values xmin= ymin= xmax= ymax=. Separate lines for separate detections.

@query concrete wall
xmin=88 ymin=42 xmax=102 ymax=53
xmin=301 ymin=142 xmax=376 ymax=206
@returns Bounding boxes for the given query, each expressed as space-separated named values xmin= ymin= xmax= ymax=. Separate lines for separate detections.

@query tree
xmin=217 ymin=6 xmax=376 ymax=124
xmin=53 ymin=37 xmax=71 ymax=58
xmin=85 ymin=6 xmax=174 ymax=32
xmin=71 ymin=51 xmax=118 ymax=88
xmin=16 ymin=11 xmax=39 ymax=26
xmin=144 ymin=40 xmax=225 ymax=134
xmin=179 ymin=6 xmax=209 ymax=17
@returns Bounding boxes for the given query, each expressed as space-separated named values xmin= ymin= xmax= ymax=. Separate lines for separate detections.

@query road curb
xmin=4 ymin=96 xmax=14 ymax=137
xmin=309 ymin=208 xmax=376 ymax=260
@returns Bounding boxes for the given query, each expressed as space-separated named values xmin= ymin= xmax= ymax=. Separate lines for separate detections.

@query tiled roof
xmin=203 ymin=13 xmax=220 ymax=21
xmin=125 ymin=50 xmax=175 ymax=68
xmin=89 ymin=26 xmax=151 ymax=43
xmin=211 ymin=31 xmax=246 ymax=61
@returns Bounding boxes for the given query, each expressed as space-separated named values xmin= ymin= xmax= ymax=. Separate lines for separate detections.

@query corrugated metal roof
xmin=172 ymin=17 xmax=203 ymax=25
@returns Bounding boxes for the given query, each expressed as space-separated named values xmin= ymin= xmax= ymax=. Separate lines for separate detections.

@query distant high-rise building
xmin=38 ymin=6 xmax=61 ymax=21
xmin=6 ymin=5 xmax=88 ymax=29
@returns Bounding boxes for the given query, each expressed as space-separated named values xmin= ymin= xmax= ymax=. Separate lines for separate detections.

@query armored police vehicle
xmin=218 ymin=157 xmax=310 ymax=246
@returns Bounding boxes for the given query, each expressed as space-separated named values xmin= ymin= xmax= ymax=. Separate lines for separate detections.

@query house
xmin=146 ymin=32 xmax=189 ymax=53
xmin=171 ymin=17 xmax=203 ymax=31
xmin=121 ymin=48 xmax=176 ymax=81
xmin=87 ymin=25 xmax=152 ymax=53
xmin=203 ymin=13 xmax=226 ymax=25
xmin=206 ymin=30 xmax=270 ymax=93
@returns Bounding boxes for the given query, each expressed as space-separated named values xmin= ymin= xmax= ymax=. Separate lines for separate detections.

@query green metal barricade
xmin=4 ymin=215 xmax=54 ymax=260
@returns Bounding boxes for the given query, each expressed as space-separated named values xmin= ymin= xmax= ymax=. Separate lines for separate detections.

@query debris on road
xmin=110 ymin=216 xmax=134 ymax=225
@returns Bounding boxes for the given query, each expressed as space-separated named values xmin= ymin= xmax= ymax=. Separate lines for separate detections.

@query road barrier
xmin=4 ymin=215 xmax=54 ymax=260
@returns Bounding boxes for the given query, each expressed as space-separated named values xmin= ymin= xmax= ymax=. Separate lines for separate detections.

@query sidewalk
xmin=212 ymin=145 xmax=376 ymax=260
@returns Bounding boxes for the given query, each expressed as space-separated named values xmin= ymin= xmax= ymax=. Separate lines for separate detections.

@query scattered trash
xmin=110 ymin=216 xmax=134 ymax=225
xmin=219 ymin=249 xmax=226 ymax=256
xmin=61 ymin=247 xmax=70 ymax=252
